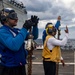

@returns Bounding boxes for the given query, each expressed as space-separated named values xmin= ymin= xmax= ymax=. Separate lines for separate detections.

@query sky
xmin=19 ymin=0 xmax=75 ymax=39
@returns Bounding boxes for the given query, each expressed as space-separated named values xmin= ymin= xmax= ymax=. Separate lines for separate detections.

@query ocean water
xmin=35 ymin=39 xmax=75 ymax=50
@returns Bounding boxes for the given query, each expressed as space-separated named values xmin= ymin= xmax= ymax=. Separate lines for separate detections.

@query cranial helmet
xmin=0 ymin=8 xmax=18 ymax=24
xmin=46 ymin=23 xmax=57 ymax=35
xmin=45 ymin=22 xmax=53 ymax=29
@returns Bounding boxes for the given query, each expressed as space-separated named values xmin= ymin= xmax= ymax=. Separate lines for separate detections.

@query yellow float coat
xmin=42 ymin=35 xmax=61 ymax=62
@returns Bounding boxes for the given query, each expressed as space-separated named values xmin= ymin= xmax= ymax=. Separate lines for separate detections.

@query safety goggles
xmin=8 ymin=12 xmax=18 ymax=20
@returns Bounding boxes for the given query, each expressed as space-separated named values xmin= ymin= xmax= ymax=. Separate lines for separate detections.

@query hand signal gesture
xmin=65 ymin=25 xmax=69 ymax=33
xmin=57 ymin=16 xmax=61 ymax=21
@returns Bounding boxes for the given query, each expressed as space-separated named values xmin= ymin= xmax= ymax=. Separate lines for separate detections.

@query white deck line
xmin=74 ymin=51 xmax=75 ymax=75
xmin=32 ymin=62 xmax=75 ymax=65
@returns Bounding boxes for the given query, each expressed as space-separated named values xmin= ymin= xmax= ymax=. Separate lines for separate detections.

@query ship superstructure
xmin=0 ymin=0 xmax=28 ymax=28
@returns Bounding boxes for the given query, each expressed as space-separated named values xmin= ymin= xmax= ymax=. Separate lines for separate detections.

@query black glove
xmin=23 ymin=20 xmax=34 ymax=30
xmin=31 ymin=15 xmax=39 ymax=26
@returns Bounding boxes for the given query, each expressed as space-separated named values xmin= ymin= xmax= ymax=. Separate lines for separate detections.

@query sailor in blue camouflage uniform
xmin=0 ymin=8 xmax=39 ymax=75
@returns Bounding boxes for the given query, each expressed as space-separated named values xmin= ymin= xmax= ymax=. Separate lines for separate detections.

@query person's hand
xmin=61 ymin=59 xmax=65 ymax=67
xmin=65 ymin=25 xmax=69 ymax=33
xmin=23 ymin=20 xmax=34 ymax=30
xmin=57 ymin=16 xmax=61 ymax=21
xmin=31 ymin=15 xmax=39 ymax=26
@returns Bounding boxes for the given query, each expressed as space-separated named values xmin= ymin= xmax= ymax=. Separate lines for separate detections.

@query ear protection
xmin=0 ymin=12 xmax=7 ymax=24
xmin=0 ymin=8 xmax=18 ymax=25
xmin=46 ymin=25 xmax=57 ymax=35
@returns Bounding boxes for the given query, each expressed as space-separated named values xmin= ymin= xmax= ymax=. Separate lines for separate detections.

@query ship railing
xmin=8 ymin=0 xmax=25 ymax=9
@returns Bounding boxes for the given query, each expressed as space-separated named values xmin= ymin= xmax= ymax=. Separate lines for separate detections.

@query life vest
xmin=42 ymin=35 xmax=61 ymax=62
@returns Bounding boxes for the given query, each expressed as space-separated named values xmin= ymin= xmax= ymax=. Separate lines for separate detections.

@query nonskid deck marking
xmin=32 ymin=62 xmax=75 ymax=65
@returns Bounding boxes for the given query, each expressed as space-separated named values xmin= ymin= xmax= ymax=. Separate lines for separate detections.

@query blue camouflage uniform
xmin=0 ymin=25 xmax=38 ymax=67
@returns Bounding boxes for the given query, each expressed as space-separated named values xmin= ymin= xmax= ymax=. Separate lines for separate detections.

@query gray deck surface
xmin=26 ymin=50 xmax=74 ymax=75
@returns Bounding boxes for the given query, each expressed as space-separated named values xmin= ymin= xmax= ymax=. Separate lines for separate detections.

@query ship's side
xmin=0 ymin=0 xmax=28 ymax=28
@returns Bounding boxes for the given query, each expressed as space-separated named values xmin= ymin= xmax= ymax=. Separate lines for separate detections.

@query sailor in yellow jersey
xmin=42 ymin=24 xmax=69 ymax=75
